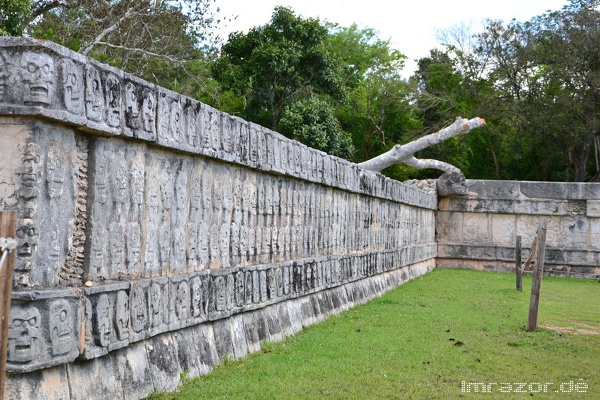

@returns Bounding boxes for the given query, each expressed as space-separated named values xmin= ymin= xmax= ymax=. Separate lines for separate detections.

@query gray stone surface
xmin=437 ymin=172 xmax=469 ymax=197
xmin=117 ymin=341 xmax=154 ymax=400
xmin=212 ymin=319 xmax=235 ymax=361
xmin=520 ymin=181 xmax=600 ymax=200
xmin=146 ymin=333 xmax=182 ymax=394
xmin=68 ymin=353 xmax=123 ymax=400
xmin=5 ymin=366 xmax=70 ymax=400
xmin=9 ymin=289 xmax=81 ymax=372
xmin=0 ymin=37 xmax=444 ymax=400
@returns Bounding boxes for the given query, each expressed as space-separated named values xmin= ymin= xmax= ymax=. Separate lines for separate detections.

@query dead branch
xmin=81 ymin=9 xmax=135 ymax=55
xmin=357 ymin=117 xmax=486 ymax=173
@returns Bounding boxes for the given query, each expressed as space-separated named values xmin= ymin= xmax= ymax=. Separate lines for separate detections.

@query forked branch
xmin=358 ymin=117 xmax=486 ymax=173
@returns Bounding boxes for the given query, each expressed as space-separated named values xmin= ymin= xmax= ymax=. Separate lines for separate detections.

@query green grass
xmin=148 ymin=269 xmax=600 ymax=399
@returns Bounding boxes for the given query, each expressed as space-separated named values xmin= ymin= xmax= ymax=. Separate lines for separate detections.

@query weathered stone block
xmin=587 ymin=200 xmax=600 ymax=217
xmin=275 ymin=302 xmax=293 ymax=337
xmin=590 ymin=219 xmax=600 ymax=250
xmin=212 ymin=319 xmax=234 ymax=361
xmin=436 ymin=212 xmax=464 ymax=243
xmin=491 ymin=214 xmax=516 ymax=247
xmin=146 ymin=333 xmax=182 ymax=394
xmin=117 ymin=341 xmax=154 ymax=400
xmin=560 ymin=217 xmax=590 ymax=248
xmin=195 ymin=323 xmax=219 ymax=371
xmin=9 ymin=289 xmax=81 ymax=373
xmin=462 ymin=213 xmax=491 ymax=244
xmin=5 ymin=365 xmax=70 ymax=400
xmin=242 ymin=311 xmax=261 ymax=354
xmin=263 ymin=305 xmax=283 ymax=342
xmin=82 ymin=282 xmax=130 ymax=359
xmin=285 ymin=298 xmax=303 ymax=334
xmin=466 ymin=180 xmax=520 ymax=198
xmin=229 ymin=314 xmax=249 ymax=360
xmin=68 ymin=353 xmax=123 ymax=400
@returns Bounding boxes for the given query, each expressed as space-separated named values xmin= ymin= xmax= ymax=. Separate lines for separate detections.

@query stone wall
xmin=437 ymin=180 xmax=600 ymax=278
xmin=0 ymin=38 xmax=437 ymax=399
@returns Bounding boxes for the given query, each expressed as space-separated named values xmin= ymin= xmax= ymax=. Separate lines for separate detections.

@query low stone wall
xmin=5 ymin=260 xmax=434 ymax=399
xmin=0 ymin=38 xmax=437 ymax=399
xmin=436 ymin=180 xmax=600 ymax=278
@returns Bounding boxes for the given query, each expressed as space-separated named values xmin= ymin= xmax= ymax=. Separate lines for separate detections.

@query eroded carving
xmin=148 ymin=281 xmax=166 ymax=329
xmin=45 ymin=150 xmax=65 ymax=199
xmin=8 ymin=304 xmax=41 ymax=363
xmin=124 ymin=82 xmax=140 ymax=129
xmin=85 ymin=65 xmax=104 ymax=121
xmin=213 ymin=276 xmax=226 ymax=311
xmin=0 ymin=50 xmax=10 ymax=102
xmin=174 ymin=280 xmax=189 ymax=322
xmin=94 ymin=294 xmax=111 ymax=347
xmin=115 ymin=290 xmax=130 ymax=341
xmin=190 ymin=275 xmax=207 ymax=318
xmin=131 ymin=285 xmax=147 ymax=333
xmin=105 ymin=74 xmax=121 ymax=128
xmin=49 ymin=300 xmax=73 ymax=356
xmin=62 ymin=59 xmax=83 ymax=113
xmin=21 ymin=51 xmax=54 ymax=105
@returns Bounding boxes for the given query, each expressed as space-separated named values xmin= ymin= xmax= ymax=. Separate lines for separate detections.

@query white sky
xmin=214 ymin=0 xmax=570 ymax=77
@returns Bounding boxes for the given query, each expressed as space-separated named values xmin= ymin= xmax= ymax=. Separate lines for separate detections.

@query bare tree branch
xmin=402 ymin=155 xmax=462 ymax=174
xmin=90 ymin=41 xmax=181 ymax=63
xmin=30 ymin=1 xmax=70 ymax=21
xmin=81 ymin=9 xmax=136 ymax=55
xmin=357 ymin=116 xmax=486 ymax=173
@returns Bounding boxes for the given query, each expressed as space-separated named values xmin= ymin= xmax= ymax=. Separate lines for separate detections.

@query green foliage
xmin=279 ymin=98 xmax=354 ymax=159
xmin=0 ymin=0 xmax=32 ymax=36
xmin=472 ymin=0 xmax=600 ymax=181
xmin=325 ymin=24 xmax=420 ymax=166
xmin=19 ymin=1 xmax=599 ymax=181
xmin=410 ymin=0 xmax=600 ymax=181
xmin=212 ymin=6 xmax=344 ymax=130
xmin=25 ymin=1 xmax=222 ymax=101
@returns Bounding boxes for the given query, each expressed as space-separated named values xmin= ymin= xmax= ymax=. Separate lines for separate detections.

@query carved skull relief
xmin=62 ymin=59 xmax=83 ymax=113
xmin=49 ymin=300 xmax=73 ymax=356
xmin=94 ymin=294 xmax=111 ymax=347
xmin=85 ymin=66 xmax=104 ymax=121
xmin=115 ymin=290 xmax=130 ymax=341
xmin=20 ymin=51 xmax=55 ymax=105
xmin=8 ymin=305 xmax=41 ymax=363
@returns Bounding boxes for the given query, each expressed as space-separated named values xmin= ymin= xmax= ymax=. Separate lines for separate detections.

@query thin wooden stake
xmin=527 ymin=219 xmax=547 ymax=332
xmin=0 ymin=211 xmax=16 ymax=399
xmin=515 ymin=235 xmax=522 ymax=292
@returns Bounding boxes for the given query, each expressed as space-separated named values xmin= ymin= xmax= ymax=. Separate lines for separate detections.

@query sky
xmin=214 ymin=0 xmax=571 ymax=77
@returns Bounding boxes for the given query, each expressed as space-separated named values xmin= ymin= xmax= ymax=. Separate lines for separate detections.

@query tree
xmin=474 ymin=0 xmax=600 ymax=181
xmin=412 ymin=47 xmax=509 ymax=180
xmin=279 ymin=97 xmax=354 ymax=159
xmin=0 ymin=0 xmax=31 ymax=36
xmin=212 ymin=6 xmax=344 ymax=131
xmin=14 ymin=1 xmax=224 ymax=100
xmin=327 ymin=23 xmax=421 ymax=173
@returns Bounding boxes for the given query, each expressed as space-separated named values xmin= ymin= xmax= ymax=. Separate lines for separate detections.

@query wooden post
xmin=0 ymin=212 xmax=16 ymax=398
xmin=527 ymin=219 xmax=547 ymax=332
xmin=0 ymin=211 xmax=16 ymax=399
xmin=515 ymin=235 xmax=522 ymax=292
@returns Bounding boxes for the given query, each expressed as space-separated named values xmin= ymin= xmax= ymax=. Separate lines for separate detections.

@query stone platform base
xmin=5 ymin=259 xmax=434 ymax=400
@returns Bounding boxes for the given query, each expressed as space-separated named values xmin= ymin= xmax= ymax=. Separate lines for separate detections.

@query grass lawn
xmin=148 ymin=269 xmax=600 ymax=399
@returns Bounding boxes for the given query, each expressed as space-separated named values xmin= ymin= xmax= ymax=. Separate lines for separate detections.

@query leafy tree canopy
xmin=4 ymin=1 xmax=224 ymax=100
xmin=212 ymin=6 xmax=344 ymax=131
